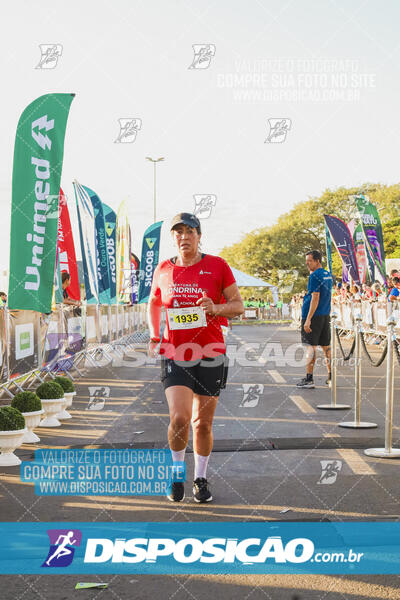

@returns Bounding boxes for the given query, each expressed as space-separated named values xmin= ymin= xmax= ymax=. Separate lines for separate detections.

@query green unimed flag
xmin=8 ymin=93 xmax=75 ymax=312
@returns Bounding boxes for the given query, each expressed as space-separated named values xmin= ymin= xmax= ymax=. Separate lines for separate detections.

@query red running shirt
xmin=150 ymin=254 xmax=236 ymax=360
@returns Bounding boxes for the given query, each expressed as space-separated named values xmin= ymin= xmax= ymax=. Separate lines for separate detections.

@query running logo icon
xmin=240 ymin=384 xmax=264 ymax=408
xmin=265 ymin=118 xmax=291 ymax=143
xmin=188 ymin=44 xmax=216 ymax=69
xmin=318 ymin=460 xmax=342 ymax=484
xmin=114 ymin=118 xmax=142 ymax=143
xmin=35 ymin=44 xmax=63 ymax=69
xmin=193 ymin=195 xmax=217 ymax=219
xmin=42 ymin=529 xmax=82 ymax=567
xmin=87 ymin=386 xmax=110 ymax=410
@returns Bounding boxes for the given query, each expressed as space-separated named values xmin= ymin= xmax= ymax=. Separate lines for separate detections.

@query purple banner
xmin=324 ymin=215 xmax=360 ymax=285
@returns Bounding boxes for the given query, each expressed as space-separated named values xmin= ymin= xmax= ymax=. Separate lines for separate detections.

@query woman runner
xmin=147 ymin=212 xmax=244 ymax=503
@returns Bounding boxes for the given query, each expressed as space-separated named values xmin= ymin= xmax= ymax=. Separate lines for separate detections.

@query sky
xmin=1 ymin=0 xmax=400 ymax=275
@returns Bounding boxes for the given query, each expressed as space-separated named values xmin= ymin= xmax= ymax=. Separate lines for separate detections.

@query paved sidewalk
xmin=0 ymin=324 xmax=399 ymax=599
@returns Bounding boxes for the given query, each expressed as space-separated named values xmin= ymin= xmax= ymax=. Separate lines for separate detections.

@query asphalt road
xmin=1 ymin=324 xmax=399 ymax=599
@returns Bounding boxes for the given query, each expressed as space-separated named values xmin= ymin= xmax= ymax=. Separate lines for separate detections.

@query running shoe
xmin=167 ymin=481 xmax=185 ymax=502
xmin=296 ymin=377 xmax=315 ymax=389
xmin=193 ymin=478 xmax=213 ymax=503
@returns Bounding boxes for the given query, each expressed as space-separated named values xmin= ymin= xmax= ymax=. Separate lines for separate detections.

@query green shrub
xmin=54 ymin=376 xmax=75 ymax=393
xmin=11 ymin=391 xmax=42 ymax=413
xmin=36 ymin=382 xmax=64 ymax=400
xmin=0 ymin=406 xmax=25 ymax=431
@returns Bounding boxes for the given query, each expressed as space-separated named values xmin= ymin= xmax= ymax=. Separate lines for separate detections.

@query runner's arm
xmin=63 ymin=297 xmax=80 ymax=306
xmin=147 ymin=291 xmax=162 ymax=339
xmin=305 ymin=292 xmax=319 ymax=322
xmin=216 ymin=283 xmax=244 ymax=318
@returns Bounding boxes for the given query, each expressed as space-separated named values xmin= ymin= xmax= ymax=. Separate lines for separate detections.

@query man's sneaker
xmin=167 ymin=481 xmax=185 ymax=502
xmin=326 ymin=373 xmax=332 ymax=387
xmin=296 ymin=377 xmax=315 ymax=389
xmin=193 ymin=478 xmax=213 ymax=503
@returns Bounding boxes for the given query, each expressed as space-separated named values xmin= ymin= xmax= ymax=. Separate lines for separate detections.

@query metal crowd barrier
xmin=290 ymin=298 xmax=400 ymax=334
xmin=0 ymin=303 xmax=148 ymax=397
xmin=290 ymin=299 xmax=400 ymax=461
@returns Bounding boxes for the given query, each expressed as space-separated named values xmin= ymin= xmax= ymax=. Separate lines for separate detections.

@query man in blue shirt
xmin=388 ymin=277 xmax=400 ymax=302
xmin=296 ymin=250 xmax=333 ymax=389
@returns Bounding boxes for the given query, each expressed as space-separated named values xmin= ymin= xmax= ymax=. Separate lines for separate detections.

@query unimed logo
xmin=20 ymin=331 xmax=30 ymax=350
xmin=83 ymin=536 xmax=315 ymax=564
xmin=42 ymin=529 xmax=82 ymax=567
xmin=15 ymin=323 xmax=34 ymax=360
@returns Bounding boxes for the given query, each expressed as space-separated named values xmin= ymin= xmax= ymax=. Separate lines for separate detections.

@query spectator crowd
xmin=291 ymin=269 xmax=400 ymax=307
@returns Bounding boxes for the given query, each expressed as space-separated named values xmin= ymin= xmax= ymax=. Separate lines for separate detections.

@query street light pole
xmin=146 ymin=156 xmax=164 ymax=223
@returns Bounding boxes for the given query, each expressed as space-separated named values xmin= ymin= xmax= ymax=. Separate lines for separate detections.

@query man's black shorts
xmin=161 ymin=354 xmax=228 ymax=396
xmin=301 ymin=315 xmax=331 ymax=347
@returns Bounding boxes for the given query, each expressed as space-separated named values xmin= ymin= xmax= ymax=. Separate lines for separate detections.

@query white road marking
xmin=289 ymin=394 xmax=316 ymax=414
xmin=268 ymin=370 xmax=286 ymax=383
xmin=337 ymin=449 xmax=376 ymax=475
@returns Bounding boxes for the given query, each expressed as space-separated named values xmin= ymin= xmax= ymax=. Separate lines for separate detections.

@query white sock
xmin=171 ymin=448 xmax=186 ymax=463
xmin=194 ymin=452 xmax=210 ymax=480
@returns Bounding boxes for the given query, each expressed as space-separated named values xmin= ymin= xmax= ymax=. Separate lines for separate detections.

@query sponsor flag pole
xmin=73 ymin=180 xmax=99 ymax=304
xmin=58 ymin=188 xmax=80 ymax=301
xmin=83 ymin=186 xmax=111 ymax=304
xmin=353 ymin=194 xmax=386 ymax=285
xmin=116 ymin=201 xmax=130 ymax=303
xmin=8 ymin=93 xmax=75 ymax=312
xmin=138 ymin=221 xmax=163 ymax=304
xmin=102 ymin=203 xmax=117 ymax=304
xmin=323 ymin=215 xmax=360 ymax=286
xmin=324 ymin=222 xmax=333 ymax=274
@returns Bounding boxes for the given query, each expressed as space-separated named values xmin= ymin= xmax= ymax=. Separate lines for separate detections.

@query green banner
xmin=54 ymin=250 xmax=64 ymax=304
xmin=8 ymin=93 xmax=74 ymax=313
xmin=355 ymin=195 xmax=386 ymax=284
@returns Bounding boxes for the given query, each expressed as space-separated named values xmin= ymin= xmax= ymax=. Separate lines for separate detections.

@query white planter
xmin=21 ymin=409 xmax=44 ymax=443
xmin=0 ymin=428 xmax=27 ymax=466
xmin=56 ymin=396 xmax=72 ymax=420
xmin=39 ymin=398 xmax=64 ymax=427
xmin=64 ymin=391 xmax=76 ymax=409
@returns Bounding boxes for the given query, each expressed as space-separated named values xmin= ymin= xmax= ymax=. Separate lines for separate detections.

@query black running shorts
xmin=161 ymin=354 xmax=228 ymax=396
xmin=301 ymin=315 xmax=331 ymax=347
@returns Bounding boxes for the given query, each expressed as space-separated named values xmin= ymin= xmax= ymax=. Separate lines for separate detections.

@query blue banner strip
xmin=0 ymin=522 xmax=398 ymax=574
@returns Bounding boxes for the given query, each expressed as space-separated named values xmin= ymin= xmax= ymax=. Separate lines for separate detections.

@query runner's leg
xmin=191 ymin=394 xmax=218 ymax=469
xmin=165 ymin=385 xmax=193 ymax=502
xmin=321 ymin=345 xmax=331 ymax=378
xmin=165 ymin=385 xmax=193 ymax=450
xmin=306 ymin=345 xmax=316 ymax=376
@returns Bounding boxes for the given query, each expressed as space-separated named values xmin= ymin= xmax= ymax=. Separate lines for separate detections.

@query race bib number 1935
xmin=167 ymin=306 xmax=207 ymax=330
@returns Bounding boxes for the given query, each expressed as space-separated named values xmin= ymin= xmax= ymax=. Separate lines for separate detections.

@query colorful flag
xmin=84 ymin=186 xmax=111 ymax=304
xmin=131 ymin=252 xmax=140 ymax=303
xmin=58 ymin=188 xmax=80 ymax=300
xmin=353 ymin=223 xmax=368 ymax=284
xmin=324 ymin=215 xmax=360 ymax=285
xmin=324 ymin=222 xmax=332 ymax=273
xmin=103 ymin=203 xmax=117 ymax=303
xmin=366 ymin=244 xmax=375 ymax=282
xmin=355 ymin=195 xmax=386 ymax=284
xmin=116 ymin=201 xmax=131 ymax=303
xmin=54 ymin=249 xmax=63 ymax=305
xmin=73 ymin=180 xmax=98 ymax=304
xmin=138 ymin=221 xmax=163 ymax=303
xmin=8 ymin=93 xmax=74 ymax=312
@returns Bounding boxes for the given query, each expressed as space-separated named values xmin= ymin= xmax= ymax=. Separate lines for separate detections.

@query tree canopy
xmin=220 ymin=183 xmax=400 ymax=300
